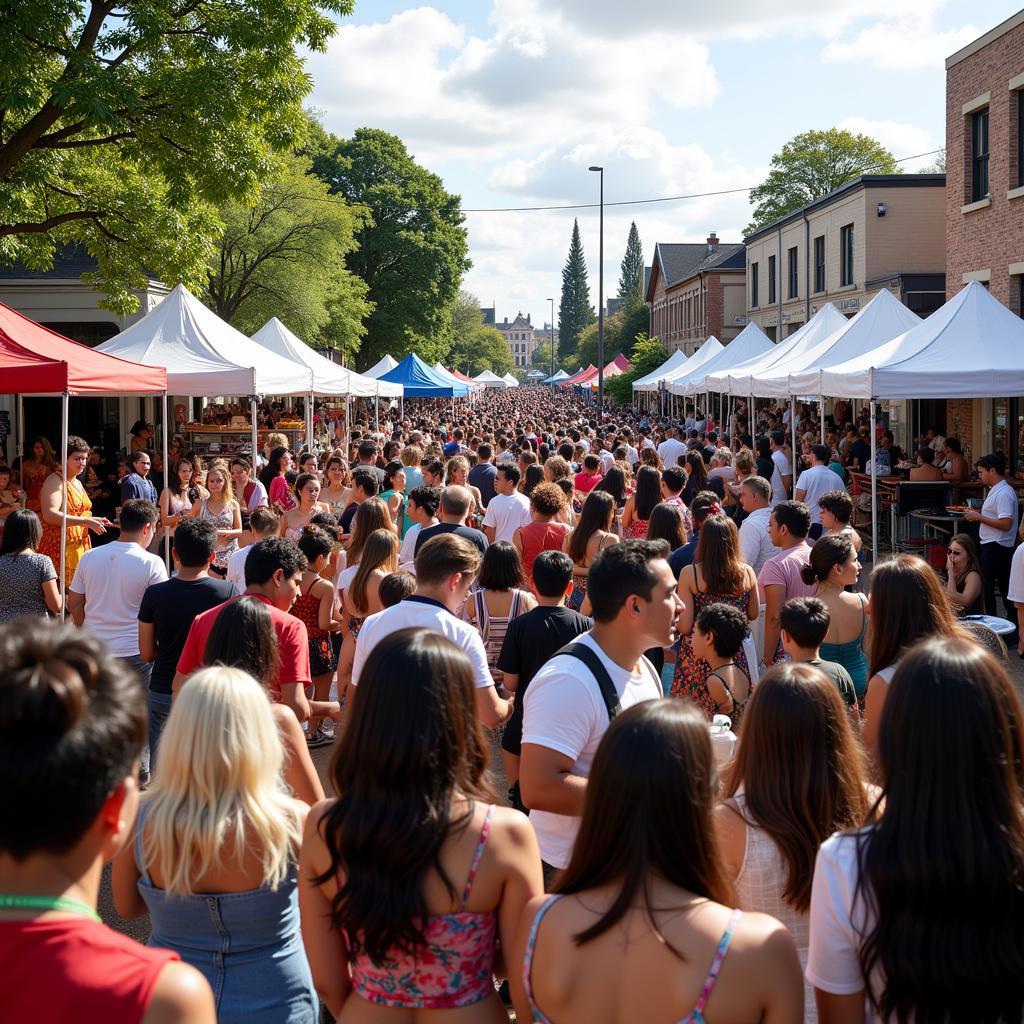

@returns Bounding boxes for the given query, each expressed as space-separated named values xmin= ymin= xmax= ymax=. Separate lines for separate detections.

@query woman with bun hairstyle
xmin=801 ymin=536 xmax=869 ymax=701
xmin=716 ymin=663 xmax=871 ymax=1021
xmin=114 ymin=666 xmax=315 ymax=1023
xmin=0 ymin=620 xmax=215 ymax=1022
xmin=510 ymin=700 xmax=803 ymax=1023
xmin=277 ymin=473 xmax=327 ymax=542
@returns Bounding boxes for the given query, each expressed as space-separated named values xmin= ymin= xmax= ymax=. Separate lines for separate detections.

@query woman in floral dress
xmin=671 ymin=514 xmax=760 ymax=718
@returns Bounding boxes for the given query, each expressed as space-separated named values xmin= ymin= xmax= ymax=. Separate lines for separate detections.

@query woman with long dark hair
xmin=160 ymin=456 xmax=201 ymax=544
xmin=646 ymin=502 xmax=687 ymax=554
xmin=620 ymin=465 xmax=661 ymax=538
xmin=672 ymin=514 xmax=759 ymax=714
xmin=510 ymin=700 xmax=803 ymax=1022
xmin=0 ymin=509 xmax=61 ymax=622
xmin=807 ymin=638 xmax=1024 ymax=1022
xmin=564 ymin=489 xmax=619 ymax=612
xmin=717 ymin=663 xmax=871 ymax=1021
xmin=260 ymin=447 xmax=296 ymax=512
xmin=299 ymin=628 xmax=542 ymax=1020
xmin=681 ymin=450 xmax=709 ymax=505
xmin=862 ymin=554 xmax=964 ymax=755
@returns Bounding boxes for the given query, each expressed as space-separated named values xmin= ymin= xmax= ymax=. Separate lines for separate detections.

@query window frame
xmin=787 ymin=246 xmax=798 ymax=299
xmin=751 ymin=261 xmax=759 ymax=308
xmin=840 ymin=223 xmax=854 ymax=288
xmin=768 ymin=254 xmax=776 ymax=305
xmin=1018 ymin=89 xmax=1024 ymax=189
xmin=972 ymin=107 xmax=990 ymax=202
xmin=813 ymin=235 xmax=826 ymax=294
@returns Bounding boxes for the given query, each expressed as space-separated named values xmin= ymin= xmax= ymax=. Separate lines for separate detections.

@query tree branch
xmin=0 ymin=210 xmax=109 ymax=235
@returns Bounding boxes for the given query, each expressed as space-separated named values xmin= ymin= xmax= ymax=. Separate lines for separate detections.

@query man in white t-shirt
xmin=399 ymin=485 xmax=441 ymax=567
xmin=795 ymin=444 xmax=846 ymax=531
xmin=738 ymin=476 xmax=779 ymax=574
xmin=520 ymin=538 xmax=681 ymax=873
xmin=68 ymin=499 xmax=167 ymax=781
xmin=226 ymin=506 xmax=279 ymax=596
xmin=965 ymin=452 xmax=1020 ymax=631
xmin=482 ymin=464 xmax=531 ymax=544
xmin=351 ymin=533 xmax=510 ymax=728
xmin=769 ymin=430 xmax=793 ymax=505
xmin=657 ymin=426 xmax=687 ymax=470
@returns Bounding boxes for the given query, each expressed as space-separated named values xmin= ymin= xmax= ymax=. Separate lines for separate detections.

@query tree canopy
xmin=307 ymin=126 xmax=469 ymax=369
xmin=571 ymin=299 xmax=650 ymax=369
xmin=606 ymin=333 xmax=666 ymax=405
xmin=204 ymin=155 xmax=370 ymax=358
xmin=745 ymin=129 xmax=900 ymax=236
xmin=0 ymin=0 xmax=350 ymax=312
xmin=558 ymin=218 xmax=595 ymax=360
xmin=618 ymin=221 xmax=644 ymax=303
xmin=447 ymin=290 xmax=513 ymax=378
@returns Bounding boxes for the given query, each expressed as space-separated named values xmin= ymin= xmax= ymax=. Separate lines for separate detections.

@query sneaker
xmin=306 ymin=729 xmax=333 ymax=749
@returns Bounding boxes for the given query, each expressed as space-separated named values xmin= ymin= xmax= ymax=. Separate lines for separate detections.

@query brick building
xmin=943 ymin=11 xmax=1024 ymax=468
xmin=945 ymin=9 xmax=1024 ymax=313
xmin=744 ymin=175 xmax=946 ymax=340
xmin=645 ymin=234 xmax=746 ymax=354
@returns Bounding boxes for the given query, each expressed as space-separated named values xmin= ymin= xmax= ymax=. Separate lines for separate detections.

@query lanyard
xmin=0 ymin=893 xmax=101 ymax=923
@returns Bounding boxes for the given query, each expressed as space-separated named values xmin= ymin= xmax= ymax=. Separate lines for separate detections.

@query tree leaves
xmin=618 ymin=221 xmax=644 ymax=303
xmin=558 ymin=218 xmax=595 ymax=361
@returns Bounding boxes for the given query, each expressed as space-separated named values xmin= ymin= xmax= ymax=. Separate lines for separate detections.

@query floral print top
xmin=345 ymin=805 xmax=497 ymax=1009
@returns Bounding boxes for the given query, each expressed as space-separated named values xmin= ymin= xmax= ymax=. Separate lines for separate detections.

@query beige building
xmin=744 ymin=175 xmax=947 ymax=340
xmin=496 ymin=311 xmax=536 ymax=368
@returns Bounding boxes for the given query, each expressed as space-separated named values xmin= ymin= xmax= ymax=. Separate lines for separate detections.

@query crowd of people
xmin=2 ymin=385 xmax=1024 ymax=1023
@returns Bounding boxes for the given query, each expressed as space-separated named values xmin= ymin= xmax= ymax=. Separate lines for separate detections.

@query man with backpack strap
xmin=520 ymin=539 xmax=681 ymax=881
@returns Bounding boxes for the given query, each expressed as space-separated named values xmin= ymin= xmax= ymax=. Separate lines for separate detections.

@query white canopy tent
xmin=632 ymin=348 xmax=688 ymax=393
xmin=432 ymin=362 xmax=482 ymax=390
xmin=363 ymin=354 xmax=398 ymax=378
xmin=656 ymin=337 xmax=724 ymax=418
xmin=671 ymin=323 xmax=774 ymax=396
xmin=542 ymin=369 xmax=571 ymax=385
xmin=473 ymin=370 xmax=508 ymax=388
xmin=251 ymin=317 xmax=401 ymax=438
xmin=502 ymin=373 xmax=520 ymax=387
xmin=763 ymin=289 xmax=922 ymax=399
xmin=708 ymin=305 xmax=849 ymax=397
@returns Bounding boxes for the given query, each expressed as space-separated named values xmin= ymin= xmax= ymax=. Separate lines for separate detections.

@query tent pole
xmin=306 ymin=392 xmax=314 ymax=456
xmin=162 ymin=392 xmax=170 ymax=570
xmin=17 ymin=394 xmax=24 ymax=491
xmin=870 ymin=400 xmax=878 ymax=568
xmin=59 ymin=392 xmax=69 ymax=619
xmin=790 ymin=397 xmax=797 ymax=498
xmin=250 ymin=396 xmax=258 ymax=474
xmin=375 ymin=395 xmax=379 ymax=431
xmin=820 ymin=398 xmax=826 ymax=445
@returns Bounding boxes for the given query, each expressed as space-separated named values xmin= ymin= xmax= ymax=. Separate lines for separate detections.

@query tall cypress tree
xmin=618 ymin=221 xmax=644 ymax=303
xmin=558 ymin=218 xmax=595 ymax=361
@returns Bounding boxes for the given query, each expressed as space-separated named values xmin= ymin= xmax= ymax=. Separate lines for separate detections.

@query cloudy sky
xmin=307 ymin=0 xmax=1016 ymax=337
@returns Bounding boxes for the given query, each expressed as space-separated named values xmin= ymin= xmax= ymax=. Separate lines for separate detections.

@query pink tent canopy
xmin=559 ymin=364 xmax=597 ymax=387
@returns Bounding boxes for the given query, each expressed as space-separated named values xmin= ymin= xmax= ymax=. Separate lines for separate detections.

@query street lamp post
xmin=548 ymin=297 xmax=554 ymax=378
xmin=589 ymin=165 xmax=604 ymax=420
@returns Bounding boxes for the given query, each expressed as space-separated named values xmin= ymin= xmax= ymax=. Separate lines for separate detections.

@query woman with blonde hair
xmin=113 ymin=667 xmax=316 ymax=1023
xmin=189 ymin=458 xmax=241 ymax=577
xmin=447 ymin=454 xmax=482 ymax=524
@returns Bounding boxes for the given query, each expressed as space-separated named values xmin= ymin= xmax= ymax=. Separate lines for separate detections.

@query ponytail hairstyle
xmin=0 ymin=620 xmax=146 ymax=859
xmin=800 ymin=534 xmax=853 ymax=587
xmin=688 ymin=490 xmax=722 ymax=531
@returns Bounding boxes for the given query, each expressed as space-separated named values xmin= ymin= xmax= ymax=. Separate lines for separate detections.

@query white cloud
xmin=822 ymin=14 xmax=980 ymax=70
xmin=837 ymin=116 xmax=937 ymax=168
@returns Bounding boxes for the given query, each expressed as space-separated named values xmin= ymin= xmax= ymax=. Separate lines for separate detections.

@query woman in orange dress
xmin=38 ymin=435 xmax=111 ymax=584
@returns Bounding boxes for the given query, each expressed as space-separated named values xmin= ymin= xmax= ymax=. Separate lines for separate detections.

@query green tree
xmin=921 ymin=148 xmax=946 ymax=173
xmin=606 ymin=333 xmax=665 ymax=405
xmin=618 ymin=221 xmax=644 ymax=302
xmin=205 ymin=155 xmax=371 ymax=359
xmin=571 ymin=299 xmax=650 ymax=369
xmin=530 ymin=336 xmax=556 ymax=373
xmin=745 ymin=129 xmax=900 ymax=236
xmin=307 ymin=126 xmax=469 ymax=369
xmin=0 ymin=0 xmax=350 ymax=313
xmin=558 ymin=218 xmax=595 ymax=360
xmin=447 ymin=290 xmax=513 ymax=377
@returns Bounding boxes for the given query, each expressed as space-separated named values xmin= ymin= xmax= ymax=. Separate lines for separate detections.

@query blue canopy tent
xmin=378 ymin=352 xmax=468 ymax=416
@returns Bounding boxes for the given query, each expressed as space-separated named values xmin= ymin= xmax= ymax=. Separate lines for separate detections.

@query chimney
xmin=706 ymin=232 xmax=719 ymax=254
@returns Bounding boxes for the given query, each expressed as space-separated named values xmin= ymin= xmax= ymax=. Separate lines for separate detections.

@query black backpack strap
xmin=556 ymin=642 xmax=621 ymax=721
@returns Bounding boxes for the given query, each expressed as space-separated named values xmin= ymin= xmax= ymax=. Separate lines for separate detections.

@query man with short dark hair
xmin=759 ymin=500 xmax=815 ymax=667
xmin=521 ymin=539 xmax=680 ymax=874
xmin=779 ymin=596 xmax=857 ymax=709
xmin=498 ymin=550 xmax=591 ymax=810
xmin=966 ymin=452 xmax=1019 ymax=628
xmin=121 ymin=450 xmax=158 ymax=505
xmin=399 ymin=485 xmax=441 ymax=564
xmin=352 ymin=533 xmax=509 ymax=728
xmin=795 ymin=444 xmax=845 ymax=532
xmin=468 ymin=443 xmax=498 ymax=508
xmin=173 ymin=537 xmax=314 ymax=723
xmin=414 ymin=484 xmax=488 ymax=555
xmin=353 ymin=439 xmax=385 ymax=486
xmin=768 ymin=430 xmax=793 ymax=504
xmin=482 ymin=464 xmax=531 ymax=545
xmin=340 ymin=470 xmax=379 ymax=534
xmin=138 ymin=519 xmax=234 ymax=764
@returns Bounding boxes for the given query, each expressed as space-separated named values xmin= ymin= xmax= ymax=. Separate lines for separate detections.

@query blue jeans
xmin=119 ymin=654 xmax=153 ymax=780
xmin=147 ymin=690 xmax=174 ymax=774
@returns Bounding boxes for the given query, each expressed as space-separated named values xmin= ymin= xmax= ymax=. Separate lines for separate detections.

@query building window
xmin=751 ymin=262 xmax=759 ymax=308
xmin=1018 ymin=89 xmax=1024 ymax=189
xmin=813 ymin=235 xmax=825 ymax=293
xmin=972 ymin=108 xmax=989 ymax=202
xmin=768 ymin=254 xmax=776 ymax=305
xmin=787 ymin=246 xmax=798 ymax=299
xmin=840 ymin=224 xmax=854 ymax=287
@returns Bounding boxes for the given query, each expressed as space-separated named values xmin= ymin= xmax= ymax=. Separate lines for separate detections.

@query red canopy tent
xmin=559 ymin=364 xmax=597 ymax=388
xmin=0 ymin=301 xmax=168 ymax=598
